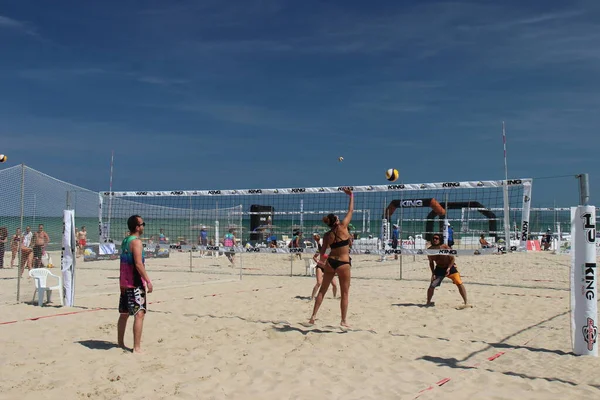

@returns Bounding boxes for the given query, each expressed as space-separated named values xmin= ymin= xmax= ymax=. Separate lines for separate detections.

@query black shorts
xmin=430 ymin=265 xmax=461 ymax=288
xmin=391 ymin=238 xmax=398 ymax=249
xmin=33 ymin=245 xmax=43 ymax=260
xmin=119 ymin=287 xmax=147 ymax=316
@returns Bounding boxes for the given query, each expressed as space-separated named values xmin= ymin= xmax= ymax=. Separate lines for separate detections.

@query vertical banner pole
xmin=571 ymin=205 xmax=598 ymax=356
xmin=61 ymin=209 xmax=76 ymax=307
xmin=519 ymin=181 xmax=532 ymax=251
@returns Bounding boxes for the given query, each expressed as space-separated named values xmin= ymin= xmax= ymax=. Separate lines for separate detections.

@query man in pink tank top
xmin=117 ymin=215 xmax=153 ymax=354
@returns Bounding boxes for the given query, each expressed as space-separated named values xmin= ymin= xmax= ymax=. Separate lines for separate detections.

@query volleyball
xmin=0 ymin=154 xmax=7 ymax=163
xmin=338 ymin=156 xmax=344 ymax=162
xmin=385 ymin=168 xmax=399 ymax=182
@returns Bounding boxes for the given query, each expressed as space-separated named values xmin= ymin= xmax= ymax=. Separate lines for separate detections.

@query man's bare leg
xmin=117 ymin=314 xmax=129 ymax=347
xmin=426 ymin=287 xmax=435 ymax=306
xmin=457 ymin=284 xmax=468 ymax=305
xmin=132 ymin=311 xmax=145 ymax=353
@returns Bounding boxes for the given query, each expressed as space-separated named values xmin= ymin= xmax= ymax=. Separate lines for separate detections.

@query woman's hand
xmin=343 ymin=187 xmax=353 ymax=196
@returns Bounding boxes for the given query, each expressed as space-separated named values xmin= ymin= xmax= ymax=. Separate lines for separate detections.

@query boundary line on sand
xmin=413 ymin=338 xmax=533 ymax=399
xmin=0 ymin=286 xmax=284 ymax=326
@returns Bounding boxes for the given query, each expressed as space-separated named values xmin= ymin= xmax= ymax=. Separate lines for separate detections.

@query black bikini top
xmin=329 ymin=227 xmax=351 ymax=249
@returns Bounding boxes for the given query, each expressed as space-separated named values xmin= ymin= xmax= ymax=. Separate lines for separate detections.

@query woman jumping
xmin=309 ymin=187 xmax=354 ymax=327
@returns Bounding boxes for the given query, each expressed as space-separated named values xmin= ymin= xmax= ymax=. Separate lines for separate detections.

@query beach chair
xmin=303 ymin=240 xmax=315 ymax=249
xmin=29 ymin=268 xmax=64 ymax=306
xmin=305 ymin=259 xmax=316 ymax=277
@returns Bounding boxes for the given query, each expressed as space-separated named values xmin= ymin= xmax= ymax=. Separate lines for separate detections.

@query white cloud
xmin=0 ymin=14 xmax=38 ymax=37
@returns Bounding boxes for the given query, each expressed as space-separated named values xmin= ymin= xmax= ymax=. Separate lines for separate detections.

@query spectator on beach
xmin=20 ymin=226 xmax=33 ymax=276
xmin=312 ymin=233 xmax=322 ymax=249
xmin=158 ymin=228 xmax=168 ymax=244
xmin=77 ymin=226 xmax=87 ymax=257
xmin=479 ymin=234 xmax=493 ymax=248
xmin=447 ymin=225 xmax=455 ymax=248
xmin=0 ymin=227 xmax=7 ymax=268
xmin=22 ymin=226 xmax=32 ymax=248
xmin=541 ymin=229 xmax=552 ymax=251
xmin=223 ymin=228 xmax=236 ymax=265
xmin=10 ymin=228 xmax=22 ymax=268
xmin=198 ymin=226 xmax=208 ymax=257
xmin=288 ymin=230 xmax=303 ymax=259
xmin=391 ymin=224 xmax=400 ymax=260
xmin=32 ymin=224 xmax=50 ymax=268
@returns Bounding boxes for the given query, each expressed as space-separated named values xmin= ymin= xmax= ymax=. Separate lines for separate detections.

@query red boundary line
xmin=414 ymin=338 xmax=532 ymax=398
xmin=0 ymin=286 xmax=284 ymax=326
xmin=500 ymin=293 xmax=564 ymax=299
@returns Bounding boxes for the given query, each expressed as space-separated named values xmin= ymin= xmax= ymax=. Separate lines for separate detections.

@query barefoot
xmin=456 ymin=303 xmax=473 ymax=310
xmin=308 ymin=318 xmax=315 ymax=325
xmin=425 ymin=302 xmax=435 ymax=307
xmin=340 ymin=320 xmax=350 ymax=328
xmin=133 ymin=348 xmax=144 ymax=354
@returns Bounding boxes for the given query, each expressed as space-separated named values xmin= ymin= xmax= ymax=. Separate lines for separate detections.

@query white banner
xmin=61 ymin=210 xmax=77 ymax=307
xmin=519 ymin=181 xmax=533 ymax=251
xmin=571 ymin=206 xmax=598 ymax=356
xmin=100 ymin=178 xmax=532 ymax=197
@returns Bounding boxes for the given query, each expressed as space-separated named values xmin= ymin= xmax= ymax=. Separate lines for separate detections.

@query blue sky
xmin=1 ymin=0 xmax=599 ymax=206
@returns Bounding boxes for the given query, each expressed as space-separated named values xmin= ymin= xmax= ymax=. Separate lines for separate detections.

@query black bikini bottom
xmin=328 ymin=257 xmax=351 ymax=270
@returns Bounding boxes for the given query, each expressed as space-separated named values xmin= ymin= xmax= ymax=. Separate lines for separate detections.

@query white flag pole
xmin=502 ymin=122 xmax=511 ymax=251
xmin=107 ymin=150 xmax=114 ymax=241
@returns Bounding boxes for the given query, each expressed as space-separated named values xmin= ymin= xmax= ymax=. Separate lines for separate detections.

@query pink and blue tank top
xmin=224 ymin=233 xmax=234 ymax=247
xmin=120 ymin=235 xmax=146 ymax=288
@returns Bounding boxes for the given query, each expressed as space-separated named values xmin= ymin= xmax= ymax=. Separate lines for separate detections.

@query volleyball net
xmin=97 ymin=178 xmax=532 ymax=279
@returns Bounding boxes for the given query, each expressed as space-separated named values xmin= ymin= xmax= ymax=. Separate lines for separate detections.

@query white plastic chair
xmin=304 ymin=259 xmax=316 ymax=276
xmin=29 ymin=268 xmax=64 ymax=306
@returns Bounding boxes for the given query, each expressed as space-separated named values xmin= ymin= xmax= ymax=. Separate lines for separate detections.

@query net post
xmin=570 ymin=205 xmax=597 ymax=356
xmin=577 ymin=173 xmax=590 ymax=205
xmin=16 ymin=164 xmax=25 ymax=302
xmin=398 ymin=254 xmax=403 ymax=280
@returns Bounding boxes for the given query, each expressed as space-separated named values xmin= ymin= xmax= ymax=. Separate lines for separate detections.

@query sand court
xmin=1 ymin=252 xmax=599 ymax=399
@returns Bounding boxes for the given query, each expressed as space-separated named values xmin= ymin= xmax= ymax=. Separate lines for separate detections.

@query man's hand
xmin=343 ymin=187 xmax=353 ymax=196
xmin=146 ymin=281 xmax=153 ymax=293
